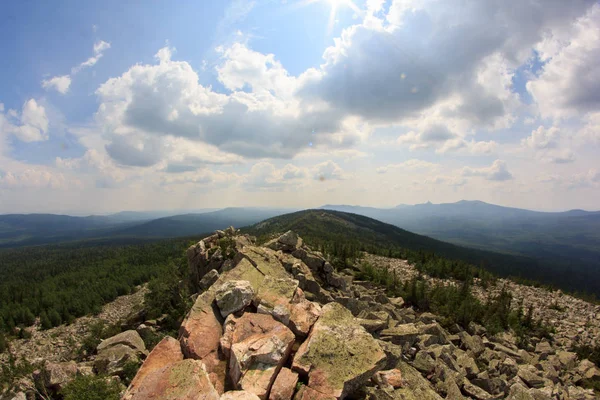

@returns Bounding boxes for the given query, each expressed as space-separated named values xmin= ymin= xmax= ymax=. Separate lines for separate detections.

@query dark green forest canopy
xmin=0 ymin=237 xmax=196 ymax=333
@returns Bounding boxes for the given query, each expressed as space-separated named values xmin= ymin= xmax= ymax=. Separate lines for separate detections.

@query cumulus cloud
xmin=41 ymin=75 xmax=72 ymax=94
xmin=527 ymin=4 xmax=600 ymax=119
xmin=521 ymin=125 xmax=560 ymax=149
xmin=243 ymin=162 xmax=308 ymax=191
xmin=300 ymin=0 xmax=593 ymax=127
xmin=0 ymin=99 xmax=49 ymax=142
xmin=0 ymin=167 xmax=71 ymax=189
xmin=539 ymin=169 xmax=600 ymax=189
xmin=462 ymin=160 xmax=513 ymax=181
xmin=95 ymin=46 xmax=366 ymax=166
xmin=313 ymin=160 xmax=344 ymax=181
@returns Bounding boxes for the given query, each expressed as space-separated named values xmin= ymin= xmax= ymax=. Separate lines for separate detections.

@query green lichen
xmin=297 ymin=304 xmax=384 ymax=390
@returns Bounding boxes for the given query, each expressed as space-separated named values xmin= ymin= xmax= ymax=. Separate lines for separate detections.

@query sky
xmin=1 ymin=0 xmax=600 ymax=214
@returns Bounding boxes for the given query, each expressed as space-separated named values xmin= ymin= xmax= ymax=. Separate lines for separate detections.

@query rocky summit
xmin=4 ymin=228 xmax=600 ymax=400
xmin=123 ymin=228 xmax=599 ymax=400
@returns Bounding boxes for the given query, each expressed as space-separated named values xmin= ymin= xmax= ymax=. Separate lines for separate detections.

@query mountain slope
xmin=110 ymin=207 xmax=296 ymax=238
xmin=245 ymin=209 xmax=600 ymax=296
xmin=246 ymin=209 xmax=538 ymax=273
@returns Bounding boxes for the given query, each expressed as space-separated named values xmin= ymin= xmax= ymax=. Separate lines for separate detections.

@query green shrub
xmin=121 ymin=360 xmax=141 ymax=386
xmin=60 ymin=374 xmax=122 ymax=400
xmin=0 ymin=333 xmax=7 ymax=353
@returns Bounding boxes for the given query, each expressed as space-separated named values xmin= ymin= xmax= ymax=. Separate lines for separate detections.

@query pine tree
xmin=40 ymin=311 xmax=52 ymax=330
xmin=48 ymin=309 xmax=62 ymax=327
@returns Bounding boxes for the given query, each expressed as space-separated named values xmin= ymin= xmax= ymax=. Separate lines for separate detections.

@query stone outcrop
xmin=124 ymin=359 xmax=220 ymax=400
xmin=293 ymin=302 xmax=387 ymax=398
xmin=122 ymin=336 xmax=184 ymax=399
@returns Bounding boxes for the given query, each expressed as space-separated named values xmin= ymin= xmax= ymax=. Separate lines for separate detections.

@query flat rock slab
xmin=292 ymin=302 xmax=386 ymax=399
xmin=125 ymin=359 xmax=220 ymax=400
xmin=123 ymin=336 xmax=183 ymax=399
xmin=380 ymin=324 xmax=420 ymax=347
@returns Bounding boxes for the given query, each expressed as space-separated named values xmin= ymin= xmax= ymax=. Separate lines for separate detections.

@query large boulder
xmin=97 ymin=330 xmax=146 ymax=354
xmin=222 ymin=313 xmax=295 ymax=399
xmin=124 ymin=359 xmax=220 ymax=400
xmin=94 ymin=344 xmax=141 ymax=376
xmin=266 ymin=231 xmax=303 ymax=252
xmin=393 ymin=361 xmax=443 ymax=400
xmin=34 ymin=361 xmax=78 ymax=393
xmin=292 ymin=302 xmax=386 ymax=399
xmin=123 ymin=336 xmax=184 ymax=399
xmin=179 ymin=291 xmax=226 ymax=392
xmin=215 ymin=280 xmax=255 ymax=318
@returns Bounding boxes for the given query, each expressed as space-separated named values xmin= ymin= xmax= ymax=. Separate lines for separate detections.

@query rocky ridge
xmin=4 ymin=228 xmax=600 ymax=399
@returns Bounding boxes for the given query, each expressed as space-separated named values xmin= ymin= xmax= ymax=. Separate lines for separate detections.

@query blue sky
xmin=1 ymin=0 xmax=599 ymax=214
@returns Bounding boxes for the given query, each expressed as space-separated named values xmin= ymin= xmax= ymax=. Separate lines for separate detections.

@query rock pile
xmin=4 ymin=229 xmax=599 ymax=400
xmin=124 ymin=229 xmax=398 ymax=400
xmin=124 ymin=229 xmax=600 ymax=399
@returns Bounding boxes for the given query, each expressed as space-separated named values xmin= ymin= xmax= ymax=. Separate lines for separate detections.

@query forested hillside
xmin=245 ymin=209 xmax=599 ymax=298
xmin=0 ymin=237 xmax=195 ymax=334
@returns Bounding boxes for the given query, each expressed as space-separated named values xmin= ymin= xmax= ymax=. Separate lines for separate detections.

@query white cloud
xmin=42 ymin=75 xmax=72 ymax=94
xmin=313 ymin=160 xmax=344 ymax=181
xmin=527 ymin=4 xmax=600 ymax=119
xmin=462 ymin=160 xmax=513 ymax=181
xmin=0 ymin=167 xmax=71 ymax=189
xmin=72 ymin=40 xmax=112 ymax=73
xmin=0 ymin=99 xmax=49 ymax=142
xmin=521 ymin=125 xmax=560 ymax=149
xmin=545 ymin=149 xmax=576 ymax=164
xmin=42 ymin=40 xmax=111 ymax=94
xmin=243 ymin=161 xmax=307 ymax=191
xmin=95 ymin=45 xmax=365 ymax=166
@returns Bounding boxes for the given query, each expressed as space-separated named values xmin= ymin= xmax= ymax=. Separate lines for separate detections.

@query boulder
xmin=556 ymin=351 xmax=577 ymax=370
xmin=222 ymin=313 xmax=295 ymax=399
xmin=413 ymin=351 xmax=436 ymax=373
xmin=508 ymin=383 xmax=536 ymax=400
xmin=461 ymin=378 xmax=495 ymax=400
xmin=124 ymin=359 xmax=220 ymax=400
xmin=215 ymin=280 xmax=255 ymax=318
xmin=288 ymin=288 xmax=322 ymax=338
xmin=179 ymin=291 xmax=225 ymax=391
xmin=267 ymin=231 xmax=303 ymax=252
xmin=97 ymin=330 xmax=146 ymax=354
xmin=94 ymin=344 xmax=141 ymax=376
xmin=269 ymin=368 xmax=299 ymax=400
xmin=34 ymin=361 xmax=78 ymax=392
xmin=221 ymin=391 xmax=262 ymax=400
xmin=394 ymin=361 xmax=443 ymax=400
xmin=458 ymin=332 xmax=485 ymax=356
xmin=517 ymin=367 xmax=548 ymax=389
xmin=123 ymin=336 xmax=184 ymax=399
xmin=292 ymin=302 xmax=386 ymax=399
xmin=200 ymin=269 xmax=221 ymax=291
xmin=380 ymin=324 xmax=420 ymax=347
xmin=373 ymin=369 xmax=404 ymax=389
xmin=294 ymin=385 xmax=337 ymax=400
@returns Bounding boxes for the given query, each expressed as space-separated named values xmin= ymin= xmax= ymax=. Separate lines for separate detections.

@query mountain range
xmin=1 ymin=200 xmax=599 ymax=296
